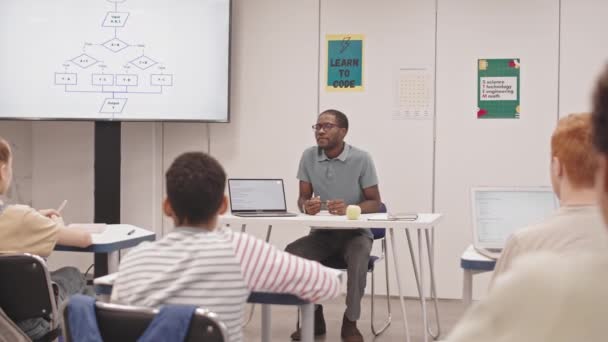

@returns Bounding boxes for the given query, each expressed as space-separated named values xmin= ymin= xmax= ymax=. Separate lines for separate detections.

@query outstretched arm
xmin=56 ymin=217 xmax=92 ymax=248
xmin=232 ymin=232 xmax=341 ymax=302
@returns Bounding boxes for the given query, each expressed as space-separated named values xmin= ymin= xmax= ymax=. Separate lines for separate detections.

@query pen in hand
xmin=57 ymin=200 xmax=68 ymax=213
xmin=42 ymin=200 xmax=67 ymax=219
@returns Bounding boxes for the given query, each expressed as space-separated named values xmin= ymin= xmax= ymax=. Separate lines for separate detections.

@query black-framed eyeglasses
xmin=312 ymin=123 xmax=340 ymax=131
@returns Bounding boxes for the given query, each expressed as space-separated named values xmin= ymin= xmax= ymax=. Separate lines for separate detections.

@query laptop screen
xmin=472 ymin=188 xmax=558 ymax=249
xmin=228 ymin=179 xmax=288 ymax=212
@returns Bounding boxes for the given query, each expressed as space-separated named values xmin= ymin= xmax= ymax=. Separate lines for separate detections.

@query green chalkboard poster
xmin=326 ymin=34 xmax=364 ymax=92
xmin=477 ymin=58 xmax=520 ymax=119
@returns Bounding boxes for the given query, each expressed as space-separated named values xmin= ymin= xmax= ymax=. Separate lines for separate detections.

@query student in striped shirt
xmin=111 ymin=152 xmax=341 ymax=342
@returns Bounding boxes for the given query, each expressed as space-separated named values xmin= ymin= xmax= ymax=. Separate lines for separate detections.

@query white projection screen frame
xmin=0 ymin=0 xmax=231 ymax=122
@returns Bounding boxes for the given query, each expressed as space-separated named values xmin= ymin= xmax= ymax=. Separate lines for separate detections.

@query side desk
xmin=55 ymin=224 xmax=155 ymax=277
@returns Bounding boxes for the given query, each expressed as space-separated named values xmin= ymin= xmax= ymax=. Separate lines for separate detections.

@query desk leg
xmin=388 ymin=228 xmax=411 ymax=342
xmin=463 ymin=269 xmax=473 ymax=306
xmin=300 ymin=303 xmax=314 ymax=342
xmin=425 ymin=229 xmax=441 ymax=338
xmin=94 ymin=253 xmax=108 ymax=278
xmin=261 ymin=304 xmax=271 ymax=342
xmin=108 ymin=251 xmax=119 ymax=274
xmin=418 ymin=230 xmax=429 ymax=342
xmin=406 ymin=229 xmax=441 ymax=341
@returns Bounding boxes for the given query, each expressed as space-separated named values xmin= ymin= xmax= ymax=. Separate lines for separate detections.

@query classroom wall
xmin=559 ymin=0 xmax=608 ymax=118
xmin=0 ymin=122 xmax=32 ymax=205
xmin=435 ymin=0 xmax=560 ymax=298
xmin=210 ymin=0 xmax=319 ymax=246
xmin=32 ymin=122 xmax=95 ymax=271
xmin=318 ymin=0 xmax=436 ymax=296
xmin=4 ymin=0 xmax=608 ymax=299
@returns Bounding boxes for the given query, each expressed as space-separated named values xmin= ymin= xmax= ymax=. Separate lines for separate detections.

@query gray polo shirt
xmin=297 ymin=143 xmax=378 ymax=238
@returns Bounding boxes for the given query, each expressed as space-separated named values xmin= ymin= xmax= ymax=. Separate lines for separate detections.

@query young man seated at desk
xmin=111 ymin=152 xmax=341 ymax=342
xmin=490 ymin=113 xmax=608 ymax=288
xmin=0 ymin=136 xmax=93 ymax=340
xmin=447 ymin=65 xmax=608 ymax=342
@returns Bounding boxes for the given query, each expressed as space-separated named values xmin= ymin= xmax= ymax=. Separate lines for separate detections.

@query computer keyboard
xmin=233 ymin=212 xmax=297 ymax=217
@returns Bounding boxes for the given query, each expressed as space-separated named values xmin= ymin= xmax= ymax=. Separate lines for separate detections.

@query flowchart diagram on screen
xmin=53 ymin=0 xmax=174 ymax=118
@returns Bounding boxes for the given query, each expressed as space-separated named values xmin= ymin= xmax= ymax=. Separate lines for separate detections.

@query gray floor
xmin=243 ymin=295 xmax=468 ymax=341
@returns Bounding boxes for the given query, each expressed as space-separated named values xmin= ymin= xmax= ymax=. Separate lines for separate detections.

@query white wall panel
xmin=435 ymin=0 xmax=559 ymax=299
xmin=559 ymin=0 xmax=608 ymax=116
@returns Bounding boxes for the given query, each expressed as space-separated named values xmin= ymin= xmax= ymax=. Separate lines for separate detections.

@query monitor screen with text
xmin=229 ymin=179 xmax=287 ymax=211
xmin=473 ymin=189 xmax=558 ymax=247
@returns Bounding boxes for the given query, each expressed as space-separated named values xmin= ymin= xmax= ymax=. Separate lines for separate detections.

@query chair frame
xmin=61 ymin=301 xmax=229 ymax=342
xmin=370 ymin=235 xmax=392 ymax=336
xmin=368 ymin=202 xmax=391 ymax=336
xmin=0 ymin=253 xmax=59 ymax=340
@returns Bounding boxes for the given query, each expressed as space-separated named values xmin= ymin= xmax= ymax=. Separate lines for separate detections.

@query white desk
xmin=220 ymin=212 xmax=443 ymax=342
xmin=55 ymin=224 xmax=155 ymax=277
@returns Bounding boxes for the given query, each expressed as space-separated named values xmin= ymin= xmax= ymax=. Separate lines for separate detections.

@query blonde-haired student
xmin=0 ymin=136 xmax=93 ymax=339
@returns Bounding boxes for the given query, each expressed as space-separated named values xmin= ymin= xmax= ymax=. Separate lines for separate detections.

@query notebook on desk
xmin=228 ymin=179 xmax=297 ymax=217
xmin=367 ymin=212 xmax=418 ymax=221
xmin=471 ymin=187 xmax=558 ymax=259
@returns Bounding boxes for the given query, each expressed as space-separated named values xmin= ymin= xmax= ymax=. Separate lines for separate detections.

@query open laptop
xmin=228 ymin=179 xmax=298 ymax=217
xmin=471 ymin=187 xmax=558 ymax=259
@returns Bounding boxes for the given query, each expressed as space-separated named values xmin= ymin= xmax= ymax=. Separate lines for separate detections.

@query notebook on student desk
xmin=471 ymin=187 xmax=558 ymax=259
xmin=367 ymin=212 xmax=418 ymax=221
xmin=228 ymin=179 xmax=298 ymax=217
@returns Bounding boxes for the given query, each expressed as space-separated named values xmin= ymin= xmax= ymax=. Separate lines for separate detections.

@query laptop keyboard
xmin=234 ymin=212 xmax=297 ymax=217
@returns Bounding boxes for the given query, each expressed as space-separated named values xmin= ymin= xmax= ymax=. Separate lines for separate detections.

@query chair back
xmin=370 ymin=202 xmax=387 ymax=240
xmin=0 ymin=253 xmax=57 ymax=322
xmin=62 ymin=301 xmax=228 ymax=342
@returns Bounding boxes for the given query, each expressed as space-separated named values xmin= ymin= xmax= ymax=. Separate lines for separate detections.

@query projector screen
xmin=0 ymin=0 xmax=230 ymax=122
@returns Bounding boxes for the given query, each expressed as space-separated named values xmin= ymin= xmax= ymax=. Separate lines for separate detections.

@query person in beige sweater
xmin=0 ymin=136 xmax=92 ymax=340
xmin=490 ymin=113 xmax=608 ymax=288
xmin=448 ymin=65 xmax=608 ymax=342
